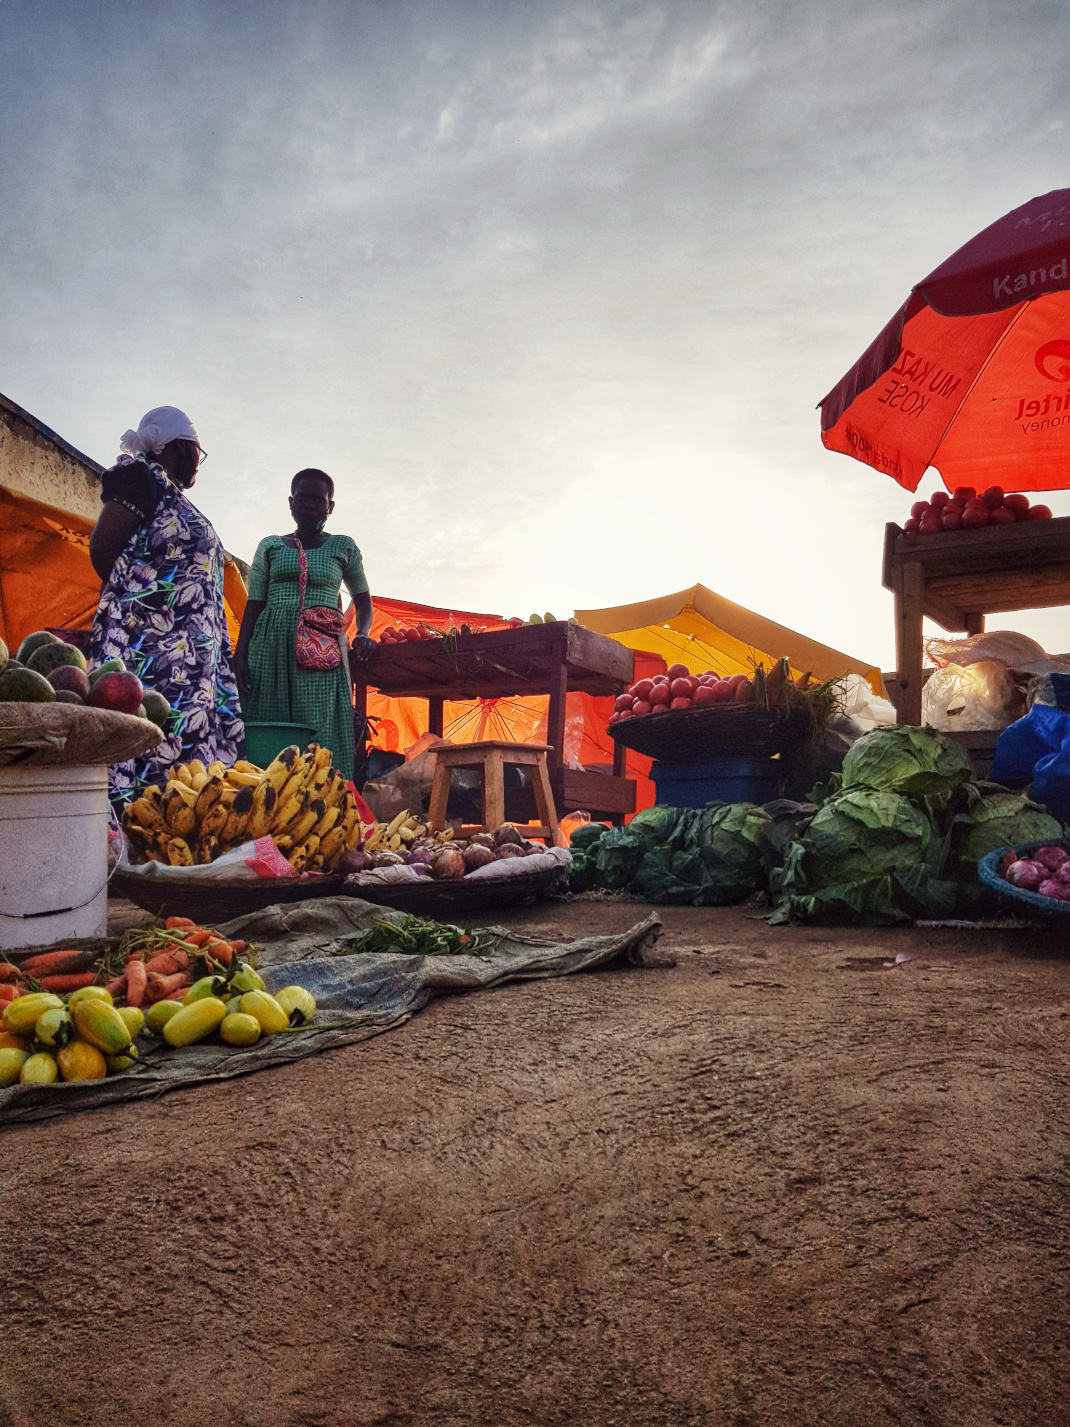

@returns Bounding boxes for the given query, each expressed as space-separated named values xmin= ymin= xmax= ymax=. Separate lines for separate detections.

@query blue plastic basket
xmin=977 ymin=839 xmax=1070 ymax=918
xmin=651 ymin=755 xmax=779 ymax=809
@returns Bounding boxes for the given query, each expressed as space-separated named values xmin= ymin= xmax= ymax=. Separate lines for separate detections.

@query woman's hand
xmin=348 ymin=635 xmax=376 ymax=668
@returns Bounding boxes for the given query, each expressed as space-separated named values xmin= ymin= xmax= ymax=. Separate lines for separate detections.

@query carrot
xmin=125 ymin=959 xmax=147 ymax=1008
xmin=36 ymin=972 xmax=97 ymax=992
xmin=0 ymin=985 xmax=17 ymax=1006
xmin=185 ymin=929 xmax=214 ymax=947
xmin=165 ymin=916 xmax=196 ymax=929
xmin=0 ymin=964 xmax=18 ymax=982
xmin=145 ymin=969 xmax=193 ymax=1002
xmin=205 ymin=940 xmax=233 ymax=967
xmin=106 ymin=974 xmax=127 ymax=998
xmin=228 ymin=941 xmax=246 ymax=954
xmin=143 ymin=948 xmax=190 ymax=975
xmin=17 ymin=949 xmax=94 ymax=977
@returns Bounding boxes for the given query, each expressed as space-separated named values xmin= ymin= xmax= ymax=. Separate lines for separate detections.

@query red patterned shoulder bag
xmin=294 ymin=539 xmax=348 ymax=672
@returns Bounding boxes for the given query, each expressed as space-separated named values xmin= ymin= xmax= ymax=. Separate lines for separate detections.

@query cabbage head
xmin=951 ymin=782 xmax=1062 ymax=866
xmin=841 ymin=726 xmax=973 ymax=803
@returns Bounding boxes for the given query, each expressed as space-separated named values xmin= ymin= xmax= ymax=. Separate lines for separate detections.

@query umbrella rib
xmin=928 ymin=302 xmax=1028 ymax=474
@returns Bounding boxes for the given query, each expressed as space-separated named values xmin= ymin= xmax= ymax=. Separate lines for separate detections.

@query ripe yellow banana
xmin=186 ymin=759 xmax=208 ymax=780
xmin=190 ymin=770 xmax=210 ymax=794
xmin=265 ymin=745 xmax=301 ymax=792
xmin=274 ymin=791 xmax=309 ymax=834
xmin=197 ymin=835 xmax=219 ymax=865
xmin=245 ymin=783 xmax=278 ymax=840
xmin=319 ymin=825 xmax=346 ymax=864
xmin=234 ymin=759 xmax=264 ymax=776
xmin=288 ymin=800 xmax=325 ymax=845
xmin=312 ymin=804 xmax=340 ymax=840
xmin=288 ymin=845 xmax=310 ymax=873
xmin=166 ymin=837 xmax=194 ymax=867
xmin=273 ymin=834 xmax=295 ymax=853
xmin=300 ymin=834 xmax=320 ymax=860
xmin=225 ymin=768 xmax=263 ymax=788
xmin=194 ymin=775 xmax=225 ymax=824
xmin=163 ymin=786 xmax=197 ymax=837
xmin=127 ymin=797 xmax=166 ymax=833
xmin=206 ymin=761 xmax=226 ymax=778
xmin=200 ymin=801 xmax=228 ymax=839
xmin=222 ymin=785 xmax=255 ymax=843
xmin=173 ymin=763 xmax=194 ymax=788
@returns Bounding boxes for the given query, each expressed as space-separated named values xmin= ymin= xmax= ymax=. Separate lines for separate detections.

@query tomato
xmin=929 ymin=491 xmax=950 ymax=509
xmin=404 ymin=628 xmax=421 ymax=641
xmin=710 ymin=682 xmax=737 ymax=703
xmin=1004 ymin=493 xmax=1030 ymax=515
xmin=952 ymin=486 xmax=976 ymax=503
xmin=607 ymin=712 xmax=620 ymax=726
xmin=670 ymin=677 xmax=693 ymax=698
xmin=734 ymin=678 xmax=756 ymax=704
xmin=962 ymin=503 xmax=989 ymax=528
xmin=982 ymin=485 xmax=1005 ymax=508
xmin=649 ymin=685 xmax=671 ymax=706
xmin=632 ymin=679 xmax=653 ymax=702
xmin=666 ymin=663 xmax=690 ymax=681
xmin=940 ymin=507 xmax=962 ymax=530
xmin=918 ymin=517 xmax=942 ymax=535
xmin=693 ymin=685 xmax=718 ymax=705
xmin=381 ymin=627 xmax=397 ymax=640
xmin=670 ymin=697 xmax=691 ymax=710
xmin=631 ymin=700 xmax=651 ymax=716
xmin=1029 ymin=504 xmax=1053 ymax=520
xmin=910 ymin=501 xmax=929 ymax=519
xmin=617 ymin=708 xmax=634 ymax=720
xmin=989 ymin=506 xmax=1015 ymax=524
xmin=903 ymin=518 xmax=920 ymax=536
xmin=614 ymin=694 xmax=634 ymax=712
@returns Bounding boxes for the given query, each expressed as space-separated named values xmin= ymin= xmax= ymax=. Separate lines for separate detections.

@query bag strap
xmin=295 ymin=537 xmax=308 ymax=616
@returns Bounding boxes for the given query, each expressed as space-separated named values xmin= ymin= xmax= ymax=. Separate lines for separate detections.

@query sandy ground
xmin=1 ymin=896 xmax=1070 ymax=1426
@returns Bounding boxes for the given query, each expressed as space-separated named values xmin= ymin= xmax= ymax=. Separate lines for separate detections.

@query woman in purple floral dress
xmin=88 ymin=406 xmax=244 ymax=804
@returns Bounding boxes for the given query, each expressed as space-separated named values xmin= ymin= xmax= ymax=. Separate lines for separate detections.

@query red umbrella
xmin=820 ymin=189 xmax=1070 ymax=494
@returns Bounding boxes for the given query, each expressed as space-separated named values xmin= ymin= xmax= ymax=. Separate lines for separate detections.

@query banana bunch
xmin=361 ymin=810 xmax=454 ymax=854
xmin=122 ymin=745 xmax=364 ymax=873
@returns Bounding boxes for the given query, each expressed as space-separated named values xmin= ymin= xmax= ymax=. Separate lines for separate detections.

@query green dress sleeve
xmin=247 ymin=539 xmax=273 ymax=602
xmin=341 ymin=537 xmax=369 ymax=600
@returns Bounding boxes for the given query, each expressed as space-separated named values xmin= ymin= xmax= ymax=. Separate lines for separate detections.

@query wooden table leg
xmin=482 ymin=749 xmax=505 ymax=832
xmin=965 ymin=612 xmax=985 ymax=636
xmin=427 ymin=696 xmax=444 ymax=737
xmin=892 ymin=561 xmax=925 ymax=726
xmin=531 ymin=753 xmax=560 ymax=843
xmin=547 ymin=641 xmax=568 ymax=774
xmin=427 ymin=758 xmax=451 ymax=832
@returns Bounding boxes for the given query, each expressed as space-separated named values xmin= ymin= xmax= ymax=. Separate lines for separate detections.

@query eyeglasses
xmin=196 ymin=446 xmax=207 ymax=467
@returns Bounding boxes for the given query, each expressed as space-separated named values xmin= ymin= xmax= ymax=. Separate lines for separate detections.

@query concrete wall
xmin=0 ymin=392 xmax=102 ymax=526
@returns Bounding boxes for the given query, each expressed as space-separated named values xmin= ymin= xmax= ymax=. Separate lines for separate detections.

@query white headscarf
xmin=119 ymin=406 xmax=200 ymax=460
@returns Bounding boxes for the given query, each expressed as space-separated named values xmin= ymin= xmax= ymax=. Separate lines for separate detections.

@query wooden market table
xmin=352 ymin=622 xmax=637 ymax=823
xmin=882 ymin=516 xmax=1070 ymax=725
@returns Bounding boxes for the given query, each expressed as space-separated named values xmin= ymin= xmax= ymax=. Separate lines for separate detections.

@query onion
xmin=468 ymin=832 xmax=496 ymax=850
xmin=432 ymin=847 xmax=466 ymax=880
xmin=1035 ymin=845 xmax=1069 ymax=871
xmin=495 ymin=843 xmax=526 ymax=860
xmin=1038 ymin=878 xmax=1070 ymax=901
xmin=464 ymin=843 xmax=496 ymax=872
xmin=493 ymin=824 xmax=524 ymax=848
xmin=410 ymin=846 xmax=436 ymax=867
xmin=1005 ymin=858 xmax=1046 ymax=890
xmin=339 ymin=849 xmax=369 ymax=874
xmin=368 ymin=850 xmax=404 ymax=868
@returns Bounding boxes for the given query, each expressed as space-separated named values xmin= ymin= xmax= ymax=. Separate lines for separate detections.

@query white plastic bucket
xmin=0 ymin=765 xmax=110 ymax=948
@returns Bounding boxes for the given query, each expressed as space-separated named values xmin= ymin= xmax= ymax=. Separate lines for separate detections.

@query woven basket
xmin=609 ymin=703 xmax=812 ymax=761
xmin=341 ymin=863 xmax=566 ymax=916
xmin=977 ymin=840 xmax=1070 ymax=920
xmin=110 ymin=868 xmax=346 ymax=923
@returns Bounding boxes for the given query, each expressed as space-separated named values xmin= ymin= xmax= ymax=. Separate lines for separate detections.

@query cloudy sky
xmin=3 ymin=0 xmax=1070 ymax=667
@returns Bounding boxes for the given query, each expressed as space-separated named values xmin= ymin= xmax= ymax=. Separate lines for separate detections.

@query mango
xmin=68 ymin=985 xmax=113 ymax=1007
xmin=71 ymin=999 xmax=131 ymax=1056
xmin=3 ymin=993 xmax=64 ymax=1035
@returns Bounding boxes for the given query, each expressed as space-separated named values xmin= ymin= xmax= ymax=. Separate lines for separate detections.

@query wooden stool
xmin=427 ymin=741 xmax=559 ymax=842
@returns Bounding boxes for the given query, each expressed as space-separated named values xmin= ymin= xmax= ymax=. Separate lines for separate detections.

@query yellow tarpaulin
xmin=0 ymin=486 xmax=247 ymax=654
xmin=575 ymin=583 xmax=883 ymax=695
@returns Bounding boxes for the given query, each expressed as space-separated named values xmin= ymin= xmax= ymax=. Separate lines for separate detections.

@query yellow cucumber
xmin=224 ymin=995 xmax=243 ymax=1016
xmin=3 ymin=993 xmax=64 ymax=1035
xmin=0 ymin=1048 xmax=30 ymax=1086
xmin=239 ymin=990 xmax=289 ymax=1035
xmin=105 ymin=1044 xmax=140 ymax=1073
xmin=220 ymin=1012 xmax=262 ymax=1047
xmin=20 ymin=1052 xmax=59 ymax=1084
xmin=145 ymin=1000 xmax=184 ymax=1036
xmin=34 ymin=1007 xmax=75 ymax=1050
xmin=68 ymin=985 xmax=113 ymax=1008
xmin=71 ymin=999 xmax=132 ymax=1056
xmin=273 ymin=986 xmax=316 ymax=1027
xmin=163 ymin=997 xmax=227 ymax=1047
xmin=229 ymin=962 xmax=265 ymax=994
xmin=57 ymin=1041 xmax=107 ymax=1081
xmin=182 ymin=975 xmax=228 ymax=1006
xmin=117 ymin=1006 xmax=145 ymax=1037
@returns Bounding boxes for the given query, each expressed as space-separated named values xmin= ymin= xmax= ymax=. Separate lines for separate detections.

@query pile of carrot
xmin=0 ymin=917 xmax=246 ymax=1009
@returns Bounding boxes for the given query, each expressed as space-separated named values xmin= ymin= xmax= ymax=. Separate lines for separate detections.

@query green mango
xmin=88 ymin=658 xmax=125 ymax=685
xmin=15 ymin=630 xmax=60 ymax=665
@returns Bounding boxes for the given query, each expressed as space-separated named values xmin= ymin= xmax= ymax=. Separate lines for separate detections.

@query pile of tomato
xmin=378 ymin=625 xmax=440 ymax=645
xmin=608 ymin=663 xmax=756 ymax=725
xmin=904 ymin=485 xmax=1052 ymax=536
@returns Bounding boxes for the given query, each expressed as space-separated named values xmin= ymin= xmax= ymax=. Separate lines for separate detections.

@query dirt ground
xmin=2 ymin=896 xmax=1070 ymax=1427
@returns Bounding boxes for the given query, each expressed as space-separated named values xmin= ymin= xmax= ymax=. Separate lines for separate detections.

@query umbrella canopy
xmin=820 ymin=189 xmax=1070 ymax=494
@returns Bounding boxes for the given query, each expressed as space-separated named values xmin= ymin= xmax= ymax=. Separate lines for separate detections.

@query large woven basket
xmin=110 ymin=868 xmax=346 ymax=923
xmin=609 ymin=703 xmax=812 ymax=760
xmin=341 ymin=863 xmax=567 ymax=916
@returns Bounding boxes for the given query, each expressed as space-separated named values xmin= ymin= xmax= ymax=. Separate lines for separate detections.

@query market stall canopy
xmin=575 ymin=583 xmax=882 ymax=695
xmin=820 ymin=189 xmax=1070 ymax=494
xmin=0 ymin=390 xmax=247 ymax=651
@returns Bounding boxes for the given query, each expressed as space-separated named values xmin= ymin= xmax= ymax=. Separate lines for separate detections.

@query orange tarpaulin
xmin=0 ymin=486 xmax=247 ymax=654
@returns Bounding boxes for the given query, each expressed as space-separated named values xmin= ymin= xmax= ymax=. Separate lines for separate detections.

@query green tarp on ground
xmin=0 ymin=898 xmax=669 ymax=1127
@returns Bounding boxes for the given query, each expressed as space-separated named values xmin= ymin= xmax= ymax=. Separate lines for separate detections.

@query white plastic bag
xmin=921 ymin=661 xmax=1016 ymax=731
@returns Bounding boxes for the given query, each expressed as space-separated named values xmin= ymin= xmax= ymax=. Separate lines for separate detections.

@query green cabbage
xmin=840 ymin=726 xmax=973 ymax=802
xmin=951 ymin=783 xmax=1062 ymax=866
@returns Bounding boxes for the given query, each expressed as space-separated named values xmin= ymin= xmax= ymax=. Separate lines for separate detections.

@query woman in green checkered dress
xmin=234 ymin=469 xmax=374 ymax=777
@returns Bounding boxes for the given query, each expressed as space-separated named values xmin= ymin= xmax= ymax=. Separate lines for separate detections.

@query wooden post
xmin=481 ymin=748 xmax=505 ymax=831
xmin=965 ymin=612 xmax=985 ymax=636
xmin=546 ymin=640 xmax=568 ymax=773
xmin=427 ymin=696 xmax=444 ymax=737
xmin=892 ymin=561 xmax=925 ymax=726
